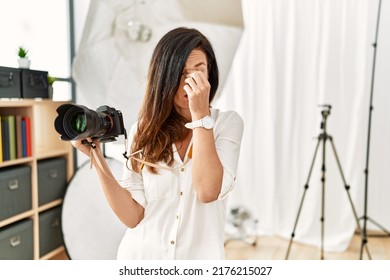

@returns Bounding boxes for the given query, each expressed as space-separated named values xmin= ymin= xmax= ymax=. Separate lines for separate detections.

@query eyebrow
xmin=183 ymin=62 xmax=207 ymax=72
xmin=193 ymin=62 xmax=206 ymax=68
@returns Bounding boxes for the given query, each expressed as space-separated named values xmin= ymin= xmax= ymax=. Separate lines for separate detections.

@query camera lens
xmin=71 ymin=112 xmax=87 ymax=133
xmin=59 ymin=105 xmax=89 ymax=140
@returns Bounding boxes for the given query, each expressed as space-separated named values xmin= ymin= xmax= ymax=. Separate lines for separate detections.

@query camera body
xmin=94 ymin=105 xmax=126 ymax=143
xmin=54 ymin=104 xmax=126 ymax=143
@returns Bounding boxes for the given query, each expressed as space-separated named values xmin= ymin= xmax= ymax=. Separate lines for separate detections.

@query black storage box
xmin=0 ymin=67 xmax=49 ymax=99
xmin=38 ymin=157 xmax=67 ymax=206
xmin=0 ymin=66 xmax=22 ymax=98
xmin=39 ymin=206 xmax=63 ymax=257
xmin=21 ymin=69 xmax=49 ymax=98
xmin=0 ymin=218 xmax=34 ymax=260
xmin=0 ymin=165 xmax=32 ymax=221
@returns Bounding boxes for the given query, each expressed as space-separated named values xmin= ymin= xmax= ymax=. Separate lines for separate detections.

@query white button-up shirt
xmin=117 ymin=108 xmax=243 ymax=260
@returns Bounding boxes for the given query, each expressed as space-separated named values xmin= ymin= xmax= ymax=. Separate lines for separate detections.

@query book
xmin=7 ymin=115 xmax=16 ymax=160
xmin=16 ymin=115 xmax=23 ymax=158
xmin=0 ymin=116 xmax=2 ymax=163
xmin=21 ymin=118 xmax=27 ymax=157
xmin=23 ymin=116 xmax=32 ymax=157
xmin=2 ymin=117 xmax=9 ymax=161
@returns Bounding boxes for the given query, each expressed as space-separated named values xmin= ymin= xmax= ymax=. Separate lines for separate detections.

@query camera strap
xmin=125 ymin=146 xmax=193 ymax=172
xmin=130 ymin=156 xmax=173 ymax=171
xmin=88 ymin=138 xmax=192 ymax=176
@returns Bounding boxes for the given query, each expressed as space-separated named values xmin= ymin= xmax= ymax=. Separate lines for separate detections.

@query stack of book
xmin=0 ymin=115 xmax=32 ymax=163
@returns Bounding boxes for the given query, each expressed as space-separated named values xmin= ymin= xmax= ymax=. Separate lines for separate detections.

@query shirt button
xmin=180 ymin=167 xmax=185 ymax=172
xmin=176 ymin=215 xmax=179 ymax=219
xmin=180 ymin=191 xmax=183 ymax=196
xmin=171 ymin=240 xmax=175 ymax=245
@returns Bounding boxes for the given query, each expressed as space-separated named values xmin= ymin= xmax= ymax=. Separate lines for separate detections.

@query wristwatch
xmin=185 ymin=115 xmax=215 ymax=130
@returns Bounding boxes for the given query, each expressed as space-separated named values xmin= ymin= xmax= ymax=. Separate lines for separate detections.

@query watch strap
xmin=185 ymin=119 xmax=202 ymax=129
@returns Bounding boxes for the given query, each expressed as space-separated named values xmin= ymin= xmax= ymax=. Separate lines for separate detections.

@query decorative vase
xmin=18 ymin=58 xmax=31 ymax=69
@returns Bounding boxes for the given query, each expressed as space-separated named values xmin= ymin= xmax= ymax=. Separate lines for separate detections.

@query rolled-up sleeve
xmin=215 ymin=111 xmax=244 ymax=200
xmin=120 ymin=165 xmax=146 ymax=208
xmin=118 ymin=123 xmax=147 ymax=208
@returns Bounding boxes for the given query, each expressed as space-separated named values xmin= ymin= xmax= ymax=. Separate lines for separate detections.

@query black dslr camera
xmin=54 ymin=104 xmax=126 ymax=143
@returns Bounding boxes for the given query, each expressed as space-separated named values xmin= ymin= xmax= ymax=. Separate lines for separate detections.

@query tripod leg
xmin=365 ymin=217 xmax=390 ymax=236
xmin=320 ymin=134 xmax=327 ymax=260
xmin=285 ymin=137 xmax=321 ymax=260
xmin=357 ymin=215 xmax=390 ymax=258
xmin=328 ymin=136 xmax=372 ymax=260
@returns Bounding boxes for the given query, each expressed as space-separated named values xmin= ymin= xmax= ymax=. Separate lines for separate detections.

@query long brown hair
xmin=130 ymin=27 xmax=219 ymax=173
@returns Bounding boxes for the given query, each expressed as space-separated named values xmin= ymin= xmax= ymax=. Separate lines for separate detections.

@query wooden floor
xmin=224 ymin=233 xmax=390 ymax=260
xmin=51 ymin=233 xmax=390 ymax=260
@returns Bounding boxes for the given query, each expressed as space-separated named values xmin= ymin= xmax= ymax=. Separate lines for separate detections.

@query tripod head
xmin=320 ymin=104 xmax=332 ymax=118
xmin=319 ymin=104 xmax=332 ymax=130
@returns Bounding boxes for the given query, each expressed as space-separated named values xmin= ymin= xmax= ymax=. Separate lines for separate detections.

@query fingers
xmin=183 ymin=71 xmax=211 ymax=116
xmin=184 ymin=71 xmax=210 ymax=94
xmin=185 ymin=71 xmax=206 ymax=86
xmin=71 ymin=139 xmax=83 ymax=149
xmin=183 ymin=84 xmax=192 ymax=95
xmin=71 ymin=138 xmax=101 ymax=157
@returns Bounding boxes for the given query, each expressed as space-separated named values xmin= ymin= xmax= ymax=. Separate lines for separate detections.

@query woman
xmin=72 ymin=27 xmax=244 ymax=259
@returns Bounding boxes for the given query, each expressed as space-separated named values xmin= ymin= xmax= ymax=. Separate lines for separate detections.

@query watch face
xmin=202 ymin=116 xmax=214 ymax=129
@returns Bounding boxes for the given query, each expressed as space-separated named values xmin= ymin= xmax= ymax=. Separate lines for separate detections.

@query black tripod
xmin=359 ymin=0 xmax=390 ymax=260
xmin=285 ymin=105 xmax=368 ymax=260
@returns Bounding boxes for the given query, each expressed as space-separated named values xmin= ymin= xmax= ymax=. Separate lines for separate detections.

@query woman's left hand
xmin=183 ymin=70 xmax=211 ymax=119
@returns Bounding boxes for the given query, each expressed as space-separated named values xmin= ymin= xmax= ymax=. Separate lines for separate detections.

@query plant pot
xmin=18 ymin=58 xmax=31 ymax=69
xmin=48 ymin=85 xmax=54 ymax=99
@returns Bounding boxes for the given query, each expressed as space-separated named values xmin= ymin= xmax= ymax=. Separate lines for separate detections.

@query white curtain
xmin=216 ymin=0 xmax=390 ymax=252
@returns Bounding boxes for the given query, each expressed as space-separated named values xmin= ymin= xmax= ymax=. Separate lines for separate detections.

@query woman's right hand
xmin=71 ymin=138 xmax=101 ymax=157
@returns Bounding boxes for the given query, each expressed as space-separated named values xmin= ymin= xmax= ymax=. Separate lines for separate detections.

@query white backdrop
xmin=216 ymin=0 xmax=390 ymax=252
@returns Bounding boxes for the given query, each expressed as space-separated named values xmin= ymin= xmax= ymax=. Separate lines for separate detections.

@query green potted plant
xmin=17 ymin=46 xmax=31 ymax=69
